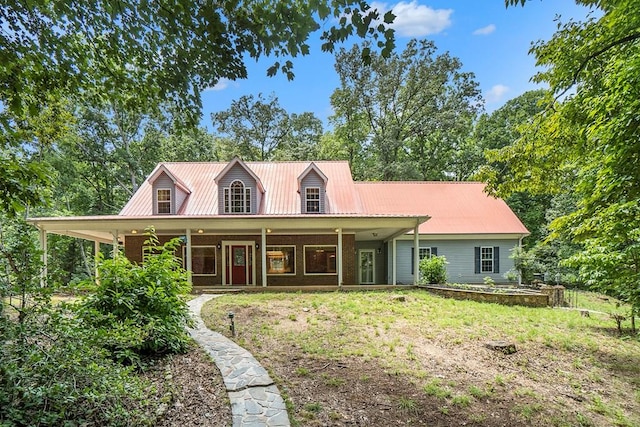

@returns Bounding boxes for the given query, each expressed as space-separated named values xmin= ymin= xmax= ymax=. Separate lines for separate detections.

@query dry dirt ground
xmin=147 ymin=345 xmax=232 ymax=426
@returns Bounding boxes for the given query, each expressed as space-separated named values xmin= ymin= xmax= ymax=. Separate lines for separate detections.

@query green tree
xmin=331 ymin=40 xmax=482 ymax=180
xmin=212 ymin=94 xmax=323 ymax=161
xmin=273 ymin=112 xmax=323 ymax=161
xmin=494 ymin=0 xmax=640 ymax=319
xmin=474 ymin=90 xmax=552 ymax=247
xmin=212 ymin=94 xmax=291 ymax=161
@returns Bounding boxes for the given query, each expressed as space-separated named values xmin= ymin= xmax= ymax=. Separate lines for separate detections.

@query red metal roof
xmin=119 ymin=161 xmax=528 ymax=236
xmin=355 ymin=181 xmax=529 ymax=235
xmin=120 ymin=161 xmax=362 ymax=216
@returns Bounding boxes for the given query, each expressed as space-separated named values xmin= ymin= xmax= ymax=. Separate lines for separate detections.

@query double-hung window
xmin=157 ymin=189 xmax=171 ymax=214
xmin=480 ymin=247 xmax=494 ymax=273
xmin=224 ymin=180 xmax=251 ymax=213
xmin=305 ymin=187 xmax=320 ymax=213
xmin=474 ymin=246 xmax=499 ymax=274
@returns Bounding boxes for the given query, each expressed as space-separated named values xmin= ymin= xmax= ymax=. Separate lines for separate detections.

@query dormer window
xmin=157 ymin=189 xmax=171 ymax=214
xmin=224 ymin=180 xmax=251 ymax=213
xmin=305 ymin=187 xmax=320 ymax=213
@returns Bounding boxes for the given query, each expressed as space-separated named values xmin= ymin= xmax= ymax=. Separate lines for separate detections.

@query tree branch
xmin=557 ymin=31 xmax=640 ymax=100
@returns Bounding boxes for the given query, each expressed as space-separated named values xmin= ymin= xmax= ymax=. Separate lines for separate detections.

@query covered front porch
xmin=28 ymin=214 xmax=429 ymax=288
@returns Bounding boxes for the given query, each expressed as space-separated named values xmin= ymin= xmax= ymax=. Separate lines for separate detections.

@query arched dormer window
xmin=224 ymin=180 xmax=251 ymax=213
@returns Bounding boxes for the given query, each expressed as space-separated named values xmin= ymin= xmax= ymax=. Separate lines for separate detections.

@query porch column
xmin=392 ymin=238 xmax=397 ymax=285
xmin=261 ymin=227 xmax=267 ymax=287
xmin=337 ymin=228 xmax=343 ymax=287
xmin=94 ymin=240 xmax=100 ymax=284
xmin=185 ymin=229 xmax=192 ymax=286
xmin=413 ymin=223 xmax=420 ymax=285
xmin=112 ymin=230 xmax=119 ymax=257
xmin=38 ymin=228 xmax=47 ymax=287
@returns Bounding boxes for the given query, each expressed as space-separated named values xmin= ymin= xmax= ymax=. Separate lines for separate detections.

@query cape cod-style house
xmin=28 ymin=159 xmax=529 ymax=289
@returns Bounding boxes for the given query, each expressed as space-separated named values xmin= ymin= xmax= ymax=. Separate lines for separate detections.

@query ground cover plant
xmin=202 ymin=290 xmax=640 ymax=426
xmin=0 ymin=224 xmax=200 ymax=426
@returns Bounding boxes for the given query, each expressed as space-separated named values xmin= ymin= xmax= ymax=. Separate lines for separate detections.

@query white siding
xmin=394 ymin=238 xmax=520 ymax=284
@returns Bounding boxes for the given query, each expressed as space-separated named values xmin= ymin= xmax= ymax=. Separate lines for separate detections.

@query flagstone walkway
xmin=187 ymin=294 xmax=290 ymax=427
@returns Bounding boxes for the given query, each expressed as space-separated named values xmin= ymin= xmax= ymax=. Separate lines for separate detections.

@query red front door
xmin=231 ymin=245 xmax=247 ymax=285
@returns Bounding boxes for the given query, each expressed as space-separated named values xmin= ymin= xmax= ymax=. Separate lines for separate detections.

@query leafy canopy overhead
xmin=0 ymin=0 xmax=396 ymax=126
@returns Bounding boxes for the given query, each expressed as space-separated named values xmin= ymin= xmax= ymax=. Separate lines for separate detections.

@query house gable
xmin=298 ymin=162 xmax=328 ymax=214
xmin=148 ymin=165 xmax=191 ymax=215
xmin=215 ymin=158 xmax=264 ymax=214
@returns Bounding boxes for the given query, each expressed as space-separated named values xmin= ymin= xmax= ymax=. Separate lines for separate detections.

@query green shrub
xmin=0 ymin=217 xmax=158 ymax=425
xmin=0 ymin=307 xmax=153 ymax=426
xmin=419 ymin=255 xmax=448 ymax=284
xmin=80 ymin=229 xmax=193 ymax=364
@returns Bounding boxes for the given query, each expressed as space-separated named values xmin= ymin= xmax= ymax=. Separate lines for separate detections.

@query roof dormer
xmin=298 ymin=162 xmax=328 ymax=214
xmin=215 ymin=157 xmax=264 ymax=214
xmin=148 ymin=164 xmax=191 ymax=215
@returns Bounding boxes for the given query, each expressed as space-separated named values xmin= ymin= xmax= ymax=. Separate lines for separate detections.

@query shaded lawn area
xmin=202 ymin=290 xmax=640 ymax=427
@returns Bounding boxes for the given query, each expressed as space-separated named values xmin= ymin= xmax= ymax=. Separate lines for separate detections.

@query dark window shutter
xmin=411 ymin=247 xmax=415 ymax=274
xmin=474 ymin=247 xmax=481 ymax=274
xmin=493 ymin=246 xmax=500 ymax=273
xmin=432 ymin=247 xmax=438 ymax=256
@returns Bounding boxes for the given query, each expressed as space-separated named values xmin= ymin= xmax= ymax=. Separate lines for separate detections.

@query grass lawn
xmin=202 ymin=290 xmax=640 ymax=427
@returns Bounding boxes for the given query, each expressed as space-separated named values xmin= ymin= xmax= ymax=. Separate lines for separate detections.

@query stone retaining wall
xmin=423 ymin=286 xmax=549 ymax=307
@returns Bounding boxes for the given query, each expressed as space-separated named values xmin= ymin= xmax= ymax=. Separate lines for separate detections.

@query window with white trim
xmin=481 ymin=247 xmax=494 ymax=273
xmin=224 ymin=180 xmax=251 ymax=213
xmin=183 ymin=246 xmax=216 ymax=275
xmin=305 ymin=187 xmax=320 ymax=213
xmin=157 ymin=188 xmax=171 ymax=214
xmin=266 ymin=246 xmax=295 ymax=275
xmin=304 ymin=245 xmax=337 ymax=274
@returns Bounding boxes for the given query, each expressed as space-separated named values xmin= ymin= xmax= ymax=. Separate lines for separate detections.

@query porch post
xmin=38 ymin=228 xmax=47 ymax=287
xmin=261 ymin=227 xmax=267 ymax=287
xmin=337 ymin=228 xmax=343 ymax=287
xmin=185 ymin=229 xmax=192 ymax=286
xmin=112 ymin=230 xmax=119 ymax=257
xmin=392 ymin=238 xmax=397 ymax=285
xmin=94 ymin=240 xmax=100 ymax=284
xmin=413 ymin=223 xmax=420 ymax=285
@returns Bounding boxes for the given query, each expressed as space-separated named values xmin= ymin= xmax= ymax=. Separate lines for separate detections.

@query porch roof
xmin=27 ymin=214 xmax=429 ymax=244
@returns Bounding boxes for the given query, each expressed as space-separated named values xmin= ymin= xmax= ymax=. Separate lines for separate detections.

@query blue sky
xmin=201 ymin=1 xmax=595 ymax=129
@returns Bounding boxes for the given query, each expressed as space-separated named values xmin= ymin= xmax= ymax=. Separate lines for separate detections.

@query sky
xmin=200 ymin=1 xmax=596 ymax=129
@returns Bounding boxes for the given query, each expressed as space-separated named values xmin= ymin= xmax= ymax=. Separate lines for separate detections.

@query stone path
xmin=187 ymin=294 xmax=290 ymax=427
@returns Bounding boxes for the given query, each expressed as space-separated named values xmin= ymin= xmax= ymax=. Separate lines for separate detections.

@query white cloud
xmin=473 ymin=24 xmax=496 ymax=36
xmin=372 ymin=1 xmax=453 ymax=37
xmin=485 ymin=84 xmax=509 ymax=104
xmin=204 ymin=78 xmax=231 ymax=92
